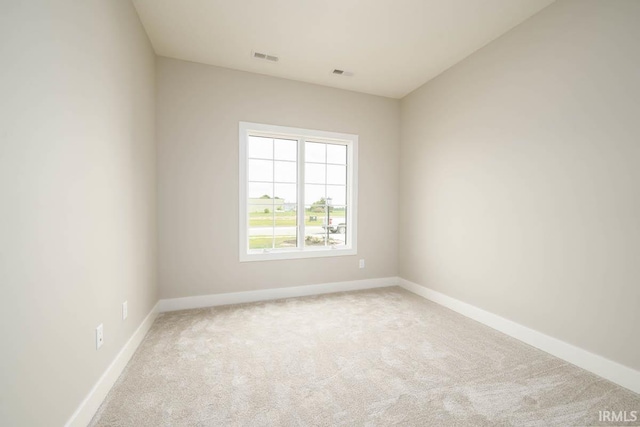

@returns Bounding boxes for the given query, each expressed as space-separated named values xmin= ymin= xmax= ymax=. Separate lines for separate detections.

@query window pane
xmin=328 ymin=206 xmax=347 ymax=247
xmin=274 ymin=161 xmax=296 ymax=183
xmin=305 ymin=184 xmax=325 ymax=205
xmin=305 ymin=163 xmax=325 ymax=184
xmin=327 ymin=164 xmax=346 ymax=185
xmin=274 ymin=138 xmax=297 ymax=161
xmin=248 ymin=159 xmax=273 ymax=182
xmin=304 ymin=206 xmax=328 ymax=247
xmin=248 ymin=202 xmax=275 ymax=217
xmin=327 ymin=185 xmax=346 ymax=206
xmin=327 ymin=144 xmax=347 ymax=164
xmin=274 ymin=183 xmax=296 ymax=204
xmin=248 ymin=182 xmax=273 ymax=200
xmin=248 ymin=204 xmax=274 ymax=250
xmin=274 ymin=206 xmax=297 ymax=249
xmin=305 ymin=142 xmax=326 ymax=163
xmin=248 ymin=136 xmax=273 ymax=159
xmin=249 ymin=235 xmax=274 ymax=250
xmin=305 ymin=207 xmax=323 ymax=227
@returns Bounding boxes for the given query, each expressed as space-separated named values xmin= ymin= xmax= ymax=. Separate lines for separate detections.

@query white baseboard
xmin=65 ymin=302 xmax=160 ymax=427
xmin=398 ymin=277 xmax=640 ymax=395
xmin=158 ymin=277 xmax=398 ymax=312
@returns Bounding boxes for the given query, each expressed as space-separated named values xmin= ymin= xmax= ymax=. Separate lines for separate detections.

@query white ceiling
xmin=132 ymin=0 xmax=554 ymax=99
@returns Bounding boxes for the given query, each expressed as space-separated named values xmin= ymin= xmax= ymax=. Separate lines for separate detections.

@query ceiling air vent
xmin=252 ymin=51 xmax=279 ymax=62
xmin=333 ymin=69 xmax=353 ymax=76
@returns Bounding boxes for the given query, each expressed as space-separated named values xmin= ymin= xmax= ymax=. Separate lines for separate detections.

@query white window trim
xmin=239 ymin=121 xmax=358 ymax=262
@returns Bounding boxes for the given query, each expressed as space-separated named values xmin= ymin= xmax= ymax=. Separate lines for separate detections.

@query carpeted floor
xmin=90 ymin=287 xmax=640 ymax=426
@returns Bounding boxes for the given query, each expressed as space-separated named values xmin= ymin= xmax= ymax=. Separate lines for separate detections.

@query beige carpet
xmin=90 ymin=287 xmax=640 ymax=426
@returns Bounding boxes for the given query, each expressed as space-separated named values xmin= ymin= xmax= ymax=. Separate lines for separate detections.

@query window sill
xmin=239 ymin=247 xmax=357 ymax=262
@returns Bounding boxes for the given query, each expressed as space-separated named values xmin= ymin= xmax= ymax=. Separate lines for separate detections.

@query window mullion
xmin=271 ymin=140 xmax=275 ymax=251
xmin=324 ymin=144 xmax=329 ymax=247
xmin=297 ymin=138 xmax=305 ymax=250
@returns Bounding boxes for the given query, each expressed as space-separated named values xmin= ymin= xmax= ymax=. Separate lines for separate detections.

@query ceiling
xmin=132 ymin=0 xmax=555 ymax=99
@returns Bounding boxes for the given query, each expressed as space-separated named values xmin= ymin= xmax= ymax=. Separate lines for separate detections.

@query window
xmin=239 ymin=122 xmax=358 ymax=261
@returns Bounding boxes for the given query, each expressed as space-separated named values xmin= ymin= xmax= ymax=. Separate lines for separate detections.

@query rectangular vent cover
xmin=332 ymin=69 xmax=353 ymax=77
xmin=253 ymin=51 xmax=278 ymax=62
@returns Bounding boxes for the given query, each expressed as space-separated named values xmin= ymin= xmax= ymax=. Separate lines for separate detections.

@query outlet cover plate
xmin=96 ymin=324 xmax=104 ymax=350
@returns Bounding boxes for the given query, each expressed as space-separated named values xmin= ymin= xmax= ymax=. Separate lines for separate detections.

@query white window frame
xmin=239 ymin=121 xmax=358 ymax=262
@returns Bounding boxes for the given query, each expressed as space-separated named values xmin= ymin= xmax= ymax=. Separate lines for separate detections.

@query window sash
xmin=239 ymin=122 xmax=358 ymax=262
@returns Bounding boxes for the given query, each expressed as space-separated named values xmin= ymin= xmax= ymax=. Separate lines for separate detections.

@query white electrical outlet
xmin=122 ymin=301 xmax=128 ymax=320
xmin=96 ymin=324 xmax=104 ymax=350
xmin=359 ymin=259 xmax=365 ymax=269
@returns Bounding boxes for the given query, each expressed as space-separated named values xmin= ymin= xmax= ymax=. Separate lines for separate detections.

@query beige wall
xmin=400 ymin=0 xmax=640 ymax=371
xmin=0 ymin=1 xmax=157 ymax=426
xmin=157 ymin=57 xmax=399 ymax=298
